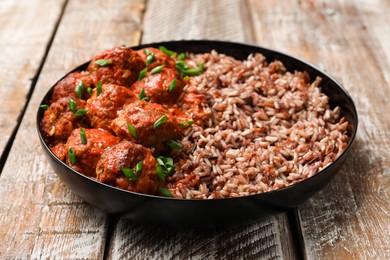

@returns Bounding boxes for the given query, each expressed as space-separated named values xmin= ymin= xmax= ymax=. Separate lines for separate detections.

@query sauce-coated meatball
xmin=41 ymin=97 xmax=86 ymax=144
xmin=111 ymin=100 xmax=182 ymax=150
xmin=135 ymin=47 xmax=176 ymax=70
xmin=52 ymin=72 xmax=94 ymax=102
xmin=96 ymin=140 xmax=160 ymax=194
xmin=177 ymin=91 xmax=210 ymax=125
xmin=87 ymin=46 xmax=145 ymax=87
xmin=66 ymin=128 xmax=118 ymax=177
xmin=50 ymin=143 xmax=67 ymax=161
xmin=131 ymin=68 xmax=183 ymax=104
xmin=86 ymin=84 xmax=136 ymax=131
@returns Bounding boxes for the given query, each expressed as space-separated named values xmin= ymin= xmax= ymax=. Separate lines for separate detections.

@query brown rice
xmin=168 ymin=51 xmax=349 ymax=199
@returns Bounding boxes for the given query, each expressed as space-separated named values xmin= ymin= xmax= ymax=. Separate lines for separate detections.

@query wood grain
xmin=297 ymin=1 xmax=390 ymax=258
xmin=249 ymin=0 xmax=390 ymax=259
xmin=0 ymin=0 xmax=144 ymax=258
xmin=104 ymin=1 xmax=297 ymax=259
xmin=106 ymin=214 xmax=297 ymax=260
xmin=0 ymin=0 xmax=66 ymax=161
xmin=141 ymin=0 xmax=254 ymax=43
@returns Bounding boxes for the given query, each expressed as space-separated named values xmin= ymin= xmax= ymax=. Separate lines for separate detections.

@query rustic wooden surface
xmin=292 ymin=1 xmax=390 ymax=259
xmin=0 ymin=0 xmax=66 ymax=162
xmin=0 ymin=0 xmax=389 ymax=259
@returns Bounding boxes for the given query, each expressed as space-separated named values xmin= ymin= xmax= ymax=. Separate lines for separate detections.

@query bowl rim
xmin=36 ymin=39 xmax=358 ymax=202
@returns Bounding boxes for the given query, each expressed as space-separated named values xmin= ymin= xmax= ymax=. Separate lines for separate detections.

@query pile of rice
xmin=169 ymin=51 xmax=349 ymax=199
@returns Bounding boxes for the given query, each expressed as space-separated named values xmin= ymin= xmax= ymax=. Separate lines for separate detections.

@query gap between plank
xmin=138 ymin=0 xmax=149 ymax=45
xmin=287 ymin=208 xmax=306 ymax=260
xmin=0 ymin=0 xmax=69 ymax=175
xmin=103 ymin=215 xmax=117 ymax=260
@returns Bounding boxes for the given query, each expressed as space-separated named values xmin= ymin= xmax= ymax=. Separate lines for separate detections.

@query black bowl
xmin=37 ymin=40 xmax=358 ymax=228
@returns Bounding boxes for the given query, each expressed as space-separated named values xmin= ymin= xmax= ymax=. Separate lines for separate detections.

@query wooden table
xmin=0 ymin=0 xmax=388 ymax=259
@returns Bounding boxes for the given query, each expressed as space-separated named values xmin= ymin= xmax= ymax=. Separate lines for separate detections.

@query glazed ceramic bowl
xmin=37 ymin=40 xmax=358 ymax=228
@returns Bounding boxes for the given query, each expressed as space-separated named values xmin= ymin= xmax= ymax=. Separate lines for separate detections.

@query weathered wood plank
xmin=141 ymin=0 xmax=254 ymax=44
xmin=105 ymin=1 xmax=297 ymax=259
xmin=107 ymin=215 xmax=296 ymax=260
xmin=0 ymin=0 xmax=145 ymax=258
xmin=0 ymin=0 xmax=66 ymax=162
xmin=249 ymin=0 xmax=390 ymax=259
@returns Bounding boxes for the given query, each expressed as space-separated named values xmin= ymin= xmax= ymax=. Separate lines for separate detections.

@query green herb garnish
xmin=144 ymin=48 xmax=152 ymax=55
xmin=176 ymin=60 xmax=189 ymax=71
xmin=69 ymin=99 xmax=87 ymax=116
xmin=69 ymin=99 xmax=77 ymax=112
xmin=79 ymin=127 xmax=87 ymax=145
xmin=167 ymin=139 xmax=183 ymax=149
xmin=156 ymin=166 xmax=166 ymax=182
xmin=168 ymin=78 xmax=177 ymax=92
xmin=178 ymin=53 xmax=185 ymax=60
xmin=68 ymin=148 xmax=76 ymax=164
xmin=150 ymin=65 xmax=164 ymax=75
xmin=135 ymin=161 xmax=143 ymax=175
xmin=138 ymin=88 xmax=150 ymax=102
xmin=159 ymin=187 xmax=173 ymax=197
xmin=87 ymin=87 xmax=92 ymax=95
xmin=127 ymin=122 xmax=137 ymax=139
xmin=138 ymin=67 xmax=147 ymax=81
xmin=94 ymin=59 xmax=111 ymax=67
xmin=153 ymin=114 xmax=167 ymax=129
xmin=146 ymin=53 xmax=155 ymax=66
xmin=159 ymin=46 xmax=175 ymax=57
xmin=155 ymin=155 xmax=174 ymax=182
xmin=75 ymin=80 xmax=85 ymax=99
xmin=40 ymin=104 xmax=49 ymax=110
xmin=96 ymin=80 xmax=103 ymax=96
xmin=178 ymin=120 xmax=194 ymax=127
xmin=74 ymin=109 xmax=88 ymax=117
xmin=176 ymin=61 xmax=204 ymax=76
xmin=121 ymin=167 xmax=137 ymax=181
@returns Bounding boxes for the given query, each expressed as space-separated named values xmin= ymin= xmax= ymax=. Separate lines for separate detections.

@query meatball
xmin=41 ymin=97 xmax=86 ymax=144
xmin=96 ymin=140 xmax=160 ymax=194
xmin=50 ymin=143 xmax=67 ymax=161
xmin=52 ymin=72 xmax=94 ymax=102
xmin=66 ymin=128 xmax=118 ymax=177
xmin=131 ymin=67 xmax=183 ymax=104
xmin=135 ymin=47 xmax=176 ymax=70
xmin=87 ymin=46 xmax=145 ymax=87
xmin=177 ymin=91 xmax=210 ymax=125
xmin=86 ymin=83 xmax=136 ymax=131
xmin=111 ymin=100 xmax=182 ymax=150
